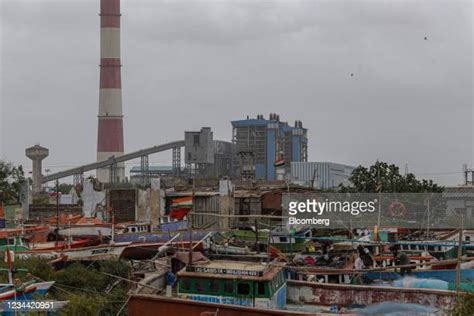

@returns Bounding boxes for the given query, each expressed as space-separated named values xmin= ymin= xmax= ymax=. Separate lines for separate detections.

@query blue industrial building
xmin=231 ymin=114 xmax=308 ymax=180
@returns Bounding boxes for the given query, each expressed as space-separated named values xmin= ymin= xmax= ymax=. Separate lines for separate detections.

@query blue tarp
xmin=355 ymin=302 xmax=439 ymax=315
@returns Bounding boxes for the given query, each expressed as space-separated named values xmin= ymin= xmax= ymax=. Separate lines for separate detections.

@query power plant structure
xmin=25 ymin=144 xmax=49 ymax=194
xmin=26 ymin=3 xmax=310 ymax=186
xmin=97 ymin=0 xmax=125 ymax=183
xmin=232 ymin=114 xmax=308 ymax=181
xmin=184 ymin=127 xmax=234 ymax=178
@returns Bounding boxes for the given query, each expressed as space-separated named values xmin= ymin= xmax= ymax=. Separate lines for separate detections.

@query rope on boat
xmin=101 ymin=272 xmax=164 ymax=293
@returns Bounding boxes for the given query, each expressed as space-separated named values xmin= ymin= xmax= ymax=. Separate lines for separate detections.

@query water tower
xmin=25 ymin=144 xmax=49 ymax=194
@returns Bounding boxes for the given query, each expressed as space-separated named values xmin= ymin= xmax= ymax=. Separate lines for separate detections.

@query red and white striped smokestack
xmin=97 ymin=0 xmax=125 ymax=182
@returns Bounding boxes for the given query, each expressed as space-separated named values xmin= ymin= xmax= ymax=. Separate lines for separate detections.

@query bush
xmin=452 ymin=294 xmax=474 ymax=316
xmin=0 ymin=258 xmax=130 ymax=315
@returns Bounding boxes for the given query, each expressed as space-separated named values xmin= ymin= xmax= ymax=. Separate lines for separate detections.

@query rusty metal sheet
xmin=287 ymin=280 xmax=456 ymax=309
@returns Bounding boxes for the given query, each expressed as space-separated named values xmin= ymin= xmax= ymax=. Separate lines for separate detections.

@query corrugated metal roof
xmin=166 ymin=191 xmax=219 ymax=197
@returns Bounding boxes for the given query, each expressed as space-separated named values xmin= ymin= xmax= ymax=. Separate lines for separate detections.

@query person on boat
xmin=357 ymin=245 xmax=374 ymax=268
xmin=14 ymin=278 xmax=25 ymax=292
xmin=390 ymin=244 xmax=412 ymax=276
xmin=354 ymin=254 xmax=366 ymax=284
xmin=355 ymin=254 xmax=365 ymax=270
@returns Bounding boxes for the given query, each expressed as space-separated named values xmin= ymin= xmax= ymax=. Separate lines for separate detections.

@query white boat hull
xmin=16 ymin=243 xmax=130 ymax=261
xmin=58 ymin=225 xmax=114 ymax=237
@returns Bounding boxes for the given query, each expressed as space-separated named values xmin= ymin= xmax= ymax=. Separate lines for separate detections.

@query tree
xmin=58 ymin=183 xmax=74 ymax=194
xmin=340 ymin=161 xmax=443 ymax=193
xmin=0 ymin=160 xmax=27 ymax=204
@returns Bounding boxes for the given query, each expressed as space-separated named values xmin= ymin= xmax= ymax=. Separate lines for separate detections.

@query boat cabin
xmin=0 ymin=235 xmax=29 ymax=252
xmin=122 ymin=223 xmax=150 ymax=234
xmin=269 ymin=226 xmax=312 ymax=252
xmin=159 ymin=216 xmax=188 ymax=232
xmin=397 ymin=241 xmax=461 ymax=260
xmin=177 ymin=260 xmax=286 ymax=309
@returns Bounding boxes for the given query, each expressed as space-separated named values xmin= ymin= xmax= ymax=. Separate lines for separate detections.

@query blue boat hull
xmin=114 ymin=231 xmax=209 ymax=244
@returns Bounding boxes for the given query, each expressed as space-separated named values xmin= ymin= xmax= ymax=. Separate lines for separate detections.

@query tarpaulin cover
xmin=355 ymin=301 xmax=438 ymax=315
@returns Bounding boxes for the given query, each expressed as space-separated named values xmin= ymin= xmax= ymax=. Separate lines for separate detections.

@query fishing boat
xmin=158 ymin=216 xmax=188 ymax=233
xmin=50 ymin=242 xmax=130 ymax=261
xmin=225 ymin=226 xmax=312 ymax=253
xmin=0 ymin=225 xmax=51 ymax=244
xmin=118 ymin=231 xmax=211 ymax=260
xmin=0 ymin=281 xmax=54 ymax=301
xmin=202 ymin=232 xmax=259 ymax=256
xmin=0 ymin=285 xmax=35 ymax=301
xmin=286 ymin=279 xmax=458 ymax=310
xmin=127 ymin=255 xmax=455 ymax=315
xmin=0 ymin=235 xmax=129 ymax=261
xmin=208 ymin=243 xmax=257 ymax=256
xmin=364 ymin=268 xmax=474 ymax=284
xmin=0 ymin=251 xmax=56 ymax=301
xmin=177 ymin=260 xmax=287 ymax=309
xmin=0 ymin=235 xmax=92 ymax=253
xmin=57 ymin=219 xmax=114 ymax=239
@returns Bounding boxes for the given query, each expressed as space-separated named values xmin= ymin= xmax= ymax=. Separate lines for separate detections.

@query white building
xmin=290 ymin=162 xmax=355 ymax=189
xmin=443 ymin=186 xmax=474 ymax=217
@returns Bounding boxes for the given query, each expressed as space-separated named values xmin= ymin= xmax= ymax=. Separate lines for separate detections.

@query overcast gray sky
xmin=1 ymin=0 xmax=472 ymax=185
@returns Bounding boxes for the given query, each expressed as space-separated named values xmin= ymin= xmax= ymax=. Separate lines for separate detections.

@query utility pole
xmin=255 ymin=219 xmax=259 ymax=250
xmin=188 ymin=178 xmax=195 ymax=267
xmin=425 ymin=195 xmax=431 ymax=239
xmin=463 ymin=164 xmax=473 ymax=185
xmin=456 ymin=215 xmax=464 ymax=293
xmin=376 ymin=161 xmax=382 ymax=236
xmin=56 ymin=179 xmax=60 ymax=245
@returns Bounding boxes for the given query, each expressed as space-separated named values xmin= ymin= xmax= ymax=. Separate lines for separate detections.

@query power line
xmin=415 ymin=171 xmax=463 ymax=176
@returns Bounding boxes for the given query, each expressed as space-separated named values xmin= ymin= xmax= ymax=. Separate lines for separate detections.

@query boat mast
xmin=111 ymin=208 xmax=115 ymax=244
xmin=5 ymin=248 xmax=12 ymax=284
xmin=188 ymin=179 xmax=195 ymax=266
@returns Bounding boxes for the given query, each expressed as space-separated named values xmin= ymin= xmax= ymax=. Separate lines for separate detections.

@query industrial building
xmin=129 ymin=166 xmax=174 ymax=185
xmin=184 ymin=127 xmax=234 ymax=178
xmin=231 ymin=114 xmax=308 ymax=181
xmin=290 ymin=162 xmax=356 ymax=189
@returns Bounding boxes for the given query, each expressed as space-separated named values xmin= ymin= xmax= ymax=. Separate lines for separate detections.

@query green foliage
xmin=0 ymin=258 xmax=130 ymax=315
xmin=339 ymin=161 xmax=443 ymax=193
xmin=17 ymin=257 xmax=56 ymax=281
xmin=58 ymin=183 xmax=74 ymax=194
xmin=0 ymin=257 xmax=56 ymax=283
xmin=452 ymin=293 xmax=474 ymax=316
xmin=54 ymin=261 xmax=130 ymax=315
xmin=56 ymin=263 xmax=108 ymax=292
xmin=99 ymin=259 xmax=130 ymax=279
xmin=32 ymin=193 xmax=50 ymax=205
xmin=59 ymin=293 xmax=105 ymax=316
xmin=0 ymin=161 xmax=26 ymax=204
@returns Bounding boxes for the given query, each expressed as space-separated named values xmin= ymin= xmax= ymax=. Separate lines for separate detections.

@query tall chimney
xmin=97 ymin=0 xmax=125 ymax=183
